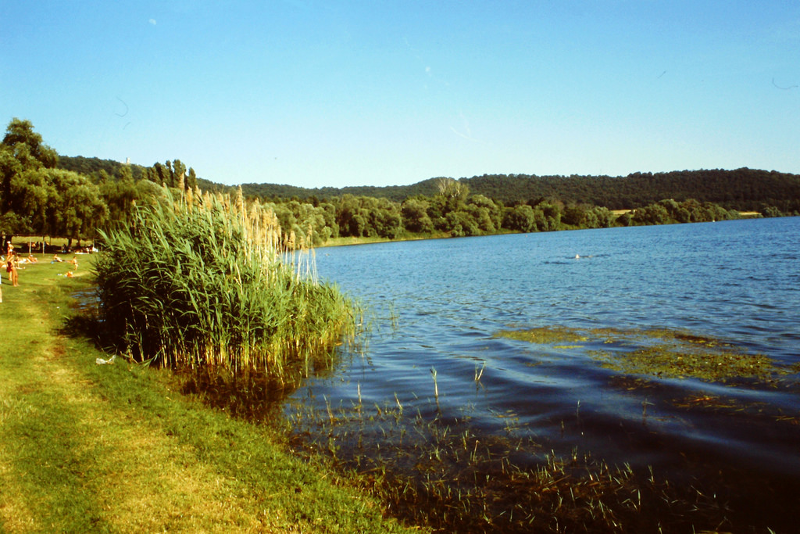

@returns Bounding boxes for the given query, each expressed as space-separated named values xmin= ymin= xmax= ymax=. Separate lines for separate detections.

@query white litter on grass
xmin=96 ymin=355 xmax=116 ymax=365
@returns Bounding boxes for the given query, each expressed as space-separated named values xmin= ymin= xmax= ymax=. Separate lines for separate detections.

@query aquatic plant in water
xmin=94 ymin=186 xmax=358 ymax=382
xmin=283 ymin=388 xmax=738 ymax=533
xmin=495 ymin=326 xmax=788 ymax=384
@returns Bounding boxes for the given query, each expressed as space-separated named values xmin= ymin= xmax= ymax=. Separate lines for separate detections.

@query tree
xmin=47 ymin=169 xmax=108 ymax=244
xmin=1 ymin=119 xmax=108 ymax=240
xmin=172 ymin=159 xmax=187 ymax=189
xmin=153 ymin=162 xmax=170 ymax=186
xmin=562 ymin=204 xmax=589 ymax=227
xmin=9 ymin=166 xmax=50 ymax=234
xmin=186 ymin=167 xmax=198 ymax=190
xmin=532 ymin=201 xmax=562 ymax=231
xmin=2 ymin=118 xmax=58 ymax=169
xmin=100 ymin=170 xmax=141 ymax=227
xmin=468 ymin=194 xmax=501 ymax=231
xmin=1 ymin=119 xmax=59 ymax=234
xmin=503 ymin=205 xmax=536 ymax=232
xmin=436 ymin=177 xmax=470 ymax=210
xmin=401 ymin=198 xmax=433 ymax=233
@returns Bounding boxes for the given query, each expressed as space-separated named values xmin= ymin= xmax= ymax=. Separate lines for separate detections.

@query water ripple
xmin=297 ymin=217 xmax=800 ymax=515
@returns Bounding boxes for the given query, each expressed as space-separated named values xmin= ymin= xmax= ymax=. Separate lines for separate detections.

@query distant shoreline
xmin=317 ymin=214 xmax=768 ymax=248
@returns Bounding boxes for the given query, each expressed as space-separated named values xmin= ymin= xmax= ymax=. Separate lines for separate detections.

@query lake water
xmin=286 ymin=217 xmax=800 ymax=530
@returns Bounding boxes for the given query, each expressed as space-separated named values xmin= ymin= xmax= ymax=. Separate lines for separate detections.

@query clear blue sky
xmin=2 ymin=1 xmax=799 ymax=188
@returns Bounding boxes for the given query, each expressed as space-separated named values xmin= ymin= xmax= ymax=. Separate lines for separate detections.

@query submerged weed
xmin=497 ymin=325 xmax=788 ymax=385
xmin=283 ymin=394 xmax=738 ymax=533
xmin=589 ymin=344 xmax=776 ymax=383
xmin=495 ymin=326 xmax=589 ymax=345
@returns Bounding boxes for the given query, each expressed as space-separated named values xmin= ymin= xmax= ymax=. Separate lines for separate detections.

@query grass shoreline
xmin=0 ymin=256 xmax=421 ymax=533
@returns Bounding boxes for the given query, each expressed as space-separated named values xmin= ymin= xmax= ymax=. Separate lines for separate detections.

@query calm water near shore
xmin=287 ymin=217 xmax=800 ymax=529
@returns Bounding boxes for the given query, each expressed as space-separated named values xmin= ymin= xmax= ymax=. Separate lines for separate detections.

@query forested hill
xmin=56 ymin=155 xmax=224 ymax=192
xmin=463 ymin=169 xmax=800 ymax=211
xmin=238 ymin=168 xmax=800 ymax=212
xmin=58 ymin=155 xmax=800 ymax=212
xmin=237 ymin=178 xmax=441 ymax=203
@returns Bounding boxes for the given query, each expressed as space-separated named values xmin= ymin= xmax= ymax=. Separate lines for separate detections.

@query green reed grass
xmin=94 ymin=186 xmax=358 ymax=381
xmin=283 ymin=394 xmax=743 ymax=534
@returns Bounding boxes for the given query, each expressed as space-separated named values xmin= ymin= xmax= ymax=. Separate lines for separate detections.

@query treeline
xmin=2 ymin=118 xmax=798 ymax=248
xmin=0 ymin=119 xmax=209 ymax=244
xmin=254 ymin=178 xmax=749 ymax=247
xmin=238 ymin=179 xmax=441 ymax=205
xmin=1 ymin=119 xmax=107 ymax=243
xmin=58 ymin=155 xmax=224 ymax=193
xmin=240 ymin=169 xmax=800 ymax=214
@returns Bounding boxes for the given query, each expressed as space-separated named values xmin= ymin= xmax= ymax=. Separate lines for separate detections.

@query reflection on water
xmin=287 ymin=217 xmax=800 ymax=530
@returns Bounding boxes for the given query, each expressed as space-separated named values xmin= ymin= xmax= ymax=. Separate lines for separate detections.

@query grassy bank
xmin=0 ymin=257 xmax=421 ymax=533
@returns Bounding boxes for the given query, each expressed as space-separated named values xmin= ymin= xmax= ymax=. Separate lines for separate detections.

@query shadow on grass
xmin=58 ymin=294 xmax=325 ymax=423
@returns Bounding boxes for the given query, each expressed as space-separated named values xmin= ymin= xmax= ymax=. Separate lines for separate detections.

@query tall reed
xmin=94 ymin=186 xmax=357 ymax=381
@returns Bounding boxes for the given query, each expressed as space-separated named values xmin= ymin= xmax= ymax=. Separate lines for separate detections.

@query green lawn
xmin=0 ymin=256 xmax=421 ymax=533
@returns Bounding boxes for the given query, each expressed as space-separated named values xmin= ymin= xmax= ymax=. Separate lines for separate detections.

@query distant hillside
xmin=240 ymin=168 xmax=800 ymax=212
xmin=58 ymin=155 xmax=147 ymax=180
xmin=462 ymin=169 xmax=800 ymax=211
xmin=57 ymin=155 xmax=223 ymax=192
xmin=58 ymin=155 xmax=800 ymax=212
xmin=238 ymin=178 xmax=441 ymax=202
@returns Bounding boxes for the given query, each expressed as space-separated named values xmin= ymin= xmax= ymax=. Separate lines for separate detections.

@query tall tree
xmin=2 ymin=118 xmax=58 ymax=169
xmin=186 ymin=167 xmax=198 ymax=190
xmin=1 ymin=118 xmax=58 ymax=234
xmin=0 ymin=119 xmax=108 ymax=239
xmin=172 ymin=159 xmax=187 ymax=189
xmin=46 ymin=169 xmax=108 ymax=244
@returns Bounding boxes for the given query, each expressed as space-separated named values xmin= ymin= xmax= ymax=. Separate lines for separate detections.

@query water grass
xmin=94 ymin=186 xmax=359 ymax=384
xmin=282 ymin=391 xmax=744 ymax=533
xmin=496 ymin=325 xmax=793 ymax=385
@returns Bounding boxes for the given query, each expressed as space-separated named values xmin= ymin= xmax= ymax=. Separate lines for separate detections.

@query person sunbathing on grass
xmin=52 ymin=254 xmax=63 ymax=263
xmin=27 ymin=254 xmax=38 ymax=263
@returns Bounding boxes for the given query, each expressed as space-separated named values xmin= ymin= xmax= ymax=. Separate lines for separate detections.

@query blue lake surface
xmin=287 ymin=217 xmax=800 ymax=524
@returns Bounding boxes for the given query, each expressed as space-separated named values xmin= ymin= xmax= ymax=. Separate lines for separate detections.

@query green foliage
xmin=94 ymin=188 xmax=358 ymax=379
xmin=1 ymin=119 xmax=107 ymax=239
xmin=466 ymin=169 xmax=800 ymax=212
xmin=331 ymin=195 xmax=403 ymax=239
xmin=2 ymin=118 xmax=58 ymax=169
xmin=8 ymin=118 xmax=796 ymax=247
xmin=503 ymin=204 xmax=537 ymax=232
xmin=58 ymin=155 xmax=146 ymax=181
xmin=401 ymin=198 xmax=434 ymax=233
xmin=236 ymin=169 xmax=800 ymax=214
xmin=631 ymin=198 xmax=738 ymax=226
xmin=46 ymin=169 xmax=108 ymax=239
